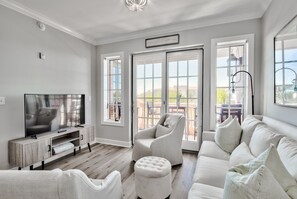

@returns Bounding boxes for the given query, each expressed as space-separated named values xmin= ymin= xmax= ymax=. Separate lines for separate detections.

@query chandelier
xmin=125 ymin=0 xmax=148 ymax=12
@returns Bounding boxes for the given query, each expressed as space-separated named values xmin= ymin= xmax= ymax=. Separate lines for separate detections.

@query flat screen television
xmin=24 ymin=94 xmax=85 ymax=137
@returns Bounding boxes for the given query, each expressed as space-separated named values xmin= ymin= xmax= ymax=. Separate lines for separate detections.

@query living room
xmin=0 ymin=0 xmax=297 ymax=198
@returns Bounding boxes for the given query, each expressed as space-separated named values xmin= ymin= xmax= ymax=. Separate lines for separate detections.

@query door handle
xmin=81 ymin=134 xmax=84 ymax=140
xmin=48 ymin=145 xmax=51 ymax=152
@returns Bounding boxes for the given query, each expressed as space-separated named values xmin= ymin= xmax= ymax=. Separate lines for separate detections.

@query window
xmin=101 ymin=53 xmax=124 ymax=126
xmin=211 ymin=35 xmax=254 ymax=129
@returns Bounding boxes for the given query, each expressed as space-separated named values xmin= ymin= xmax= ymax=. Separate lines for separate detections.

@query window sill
xmin=101 ymin=121 xmax=124 ymax=127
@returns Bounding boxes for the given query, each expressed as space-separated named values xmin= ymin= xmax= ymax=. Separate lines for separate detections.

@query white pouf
xmin=134 ymin=156 xmax=171 ymax=199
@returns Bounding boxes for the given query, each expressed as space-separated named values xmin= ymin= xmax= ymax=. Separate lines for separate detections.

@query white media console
xmin=9 ymin=125 xmax=95 ymax=170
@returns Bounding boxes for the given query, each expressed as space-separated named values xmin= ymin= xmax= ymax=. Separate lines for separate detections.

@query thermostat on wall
xmin=39 ymin=52 xmax=45 ymax=60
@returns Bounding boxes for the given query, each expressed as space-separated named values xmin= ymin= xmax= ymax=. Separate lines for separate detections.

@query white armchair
xmin=132 ymin=113 xmax=185 ymax=166
xmin=0 ymin=169 xmax=122 ymax=199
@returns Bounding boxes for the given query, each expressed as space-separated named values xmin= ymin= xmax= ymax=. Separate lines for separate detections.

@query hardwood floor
xmin=44 ymin=143 xmax=198 ymax=199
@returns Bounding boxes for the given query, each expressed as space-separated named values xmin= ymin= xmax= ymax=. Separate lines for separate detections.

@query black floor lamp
xmin=231 ymin=70 xmax=254 ymax=115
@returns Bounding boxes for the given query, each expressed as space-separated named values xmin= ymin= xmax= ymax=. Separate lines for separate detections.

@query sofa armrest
xmin=134 ymin=127 xmax=156 ymax=140
xmin=202 ymin=131 xmax=215 ymax=142
xmin=59 ymin=169 xmax=122 ymax=199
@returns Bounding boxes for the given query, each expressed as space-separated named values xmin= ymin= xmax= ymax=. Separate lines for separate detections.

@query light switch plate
xmin=0 ymin=97 xmax=5 ymax=105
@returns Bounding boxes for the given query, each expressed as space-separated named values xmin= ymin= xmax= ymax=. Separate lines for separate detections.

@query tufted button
xmin=134 ymin=156 xmax=171 ymax=178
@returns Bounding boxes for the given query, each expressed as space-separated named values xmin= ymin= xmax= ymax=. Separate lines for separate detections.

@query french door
xmin=132 ymin=49 xmax=203 ymax=151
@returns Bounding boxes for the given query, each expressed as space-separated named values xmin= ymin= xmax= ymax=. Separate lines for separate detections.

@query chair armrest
xmin=59 ymin=170 xmax=122 ymax=199
xmin=134 ymin=127 xmax=156 ymax=140
xmin=202 ymin=130 xmax=215 ymax=142
xmin=151 ymin=117 xmax=185 ymax=153
xmin=151 ymin=132 xmax=174 ymax=150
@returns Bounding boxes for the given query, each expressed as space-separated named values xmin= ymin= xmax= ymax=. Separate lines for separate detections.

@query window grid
xmin=104 ymin=58 xmax=122 ymax=123
xmin=215 ymin=43 xmax=247 ymax=125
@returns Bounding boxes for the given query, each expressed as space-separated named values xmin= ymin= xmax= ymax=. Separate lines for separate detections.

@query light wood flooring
xmin=44 ymin=143 xmax=198 ymax=199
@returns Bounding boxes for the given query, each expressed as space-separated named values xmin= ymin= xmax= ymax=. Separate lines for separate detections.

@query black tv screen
xmin=24 ymin=94 xmax=85 ymax=137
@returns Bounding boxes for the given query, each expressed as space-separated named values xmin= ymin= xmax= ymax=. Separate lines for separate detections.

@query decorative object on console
xmin=231 ymin=70 xmax=254 ymax=115
xmin=274 ymin=15 xmax=297 ymax=107
xmin=125 ymin=0 xmax=147 ymax=12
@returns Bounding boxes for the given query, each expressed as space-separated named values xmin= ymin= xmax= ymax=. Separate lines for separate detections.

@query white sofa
xmin=188 ymin=115 xmax=297 ymax=198
xmin=0 ymin=169 xmax=122 ymax=199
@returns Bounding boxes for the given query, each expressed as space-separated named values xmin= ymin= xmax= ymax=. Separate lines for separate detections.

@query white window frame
xmin=210 ymin=34 xmax=254 ymax=130
xmin=101 ymin=52 xmax=125 ymax=126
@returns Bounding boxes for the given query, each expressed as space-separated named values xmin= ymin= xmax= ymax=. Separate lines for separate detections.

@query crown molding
xmin=0 ymin=0 xmax=96 ymax=45
xmin=95 ymin=13 xmax=262 ymax=46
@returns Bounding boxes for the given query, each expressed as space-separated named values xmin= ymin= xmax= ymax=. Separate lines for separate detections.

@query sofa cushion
xmin=217 ymin=116 xmax=232 ymax=128
xmin=215 ymin=118 xmax=242 ymax=153
xmin=229 ymin=142 xmax=255 ymax=167
xmin=224 ymin=165 xmax=290 ymax=199
xmin=249 ymin=125 xmax=283 ymax=157
xmin=188 ymin=183 xmax=223 ymax=199
xmin=231 ymin=145 xmax=297 ymax=196
xmin=192 ymin=156 xmax=229 ymax=188
xmin=277 ymin=137 xmax=297 ymax=180
xmin=163 ymin=114 xmax=181 ymax=128
xmin=240 ymin=115 xmax=263 ymax=145
xmin=155 ymin=124 xmax=171 ymax=138
xmin=199 ymin=141 xmax=230 ymax=161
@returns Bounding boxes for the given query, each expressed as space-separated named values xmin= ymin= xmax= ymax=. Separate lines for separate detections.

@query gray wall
xmin=97 ymin=19 xmax=262 ymax=144
xmin=261 ymin=0 xmax=297 ymax=125
xmin=0 ymin=5 xmax=96 ymax=169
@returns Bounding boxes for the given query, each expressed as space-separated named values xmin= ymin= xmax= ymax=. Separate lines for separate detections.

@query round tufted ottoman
xmin=134 ymin=156 xmax=171 ymax=199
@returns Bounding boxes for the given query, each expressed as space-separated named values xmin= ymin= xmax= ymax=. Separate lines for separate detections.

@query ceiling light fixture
xmin=125 ymin=0 xmax=147 ymax=12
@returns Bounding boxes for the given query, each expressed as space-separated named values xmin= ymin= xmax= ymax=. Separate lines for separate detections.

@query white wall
xmin=261 ymin=0 xmax=297 ymax=125
xmin=0 ymin=5 xmax=96 ymax=169
xmin=97 ymin=19 xmax=262 ymax=145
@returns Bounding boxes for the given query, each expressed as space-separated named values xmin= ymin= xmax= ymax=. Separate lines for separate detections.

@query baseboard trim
xmin=96 ymin=137 xmax=132 ymax=148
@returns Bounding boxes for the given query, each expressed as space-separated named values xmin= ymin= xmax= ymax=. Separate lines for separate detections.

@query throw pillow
xmin=277 ymin=137 xmax=297 ymax=180
xmin=240 ymin=115 xmax=263 ymax=145
xmin=217 ymin=116 xmax=233 ymax=128
xmin=155 ymin=124 xmax=172 ymax=138
xmin=249 ymin=124 xmax=283 ymax=157
xmin=232 ymin=145 xmax=297 ymax=198
xmin=224 ymin=165 xmax=290 ymax=199
xmin=215 ymin=118 xmax=242 ymax=153
xmin=163 ymin=114 xmax=181 ymax=128
xmin=229 ymin=142 xmax=255 ymax=167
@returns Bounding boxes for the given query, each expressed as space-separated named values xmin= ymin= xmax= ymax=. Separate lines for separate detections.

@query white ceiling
xmin=1 ymin=0 xmax=272 ymax=45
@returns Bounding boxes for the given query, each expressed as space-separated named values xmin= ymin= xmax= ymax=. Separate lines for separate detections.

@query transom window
xmin=101 ymin=53 xmax=124 ymax=126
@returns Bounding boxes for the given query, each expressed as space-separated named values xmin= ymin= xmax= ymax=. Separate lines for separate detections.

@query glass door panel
xmin=133 ymin=53 xmax=165 ymax=131
xmin=167 ymin=50 xmax=202 ymax=150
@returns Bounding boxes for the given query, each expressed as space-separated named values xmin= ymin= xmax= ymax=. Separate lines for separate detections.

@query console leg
xmin=74 ymin=148 xmax=76 ymax=156
xmin=30 ymin=165 xmax=33 ymax=170
xmin=18 ymin=167 xmax=21 ymax=170
xmin=88 ymin=143 xmax=91 ymax=152
xmin=42 ymin=161 xmax=45 ymax=170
